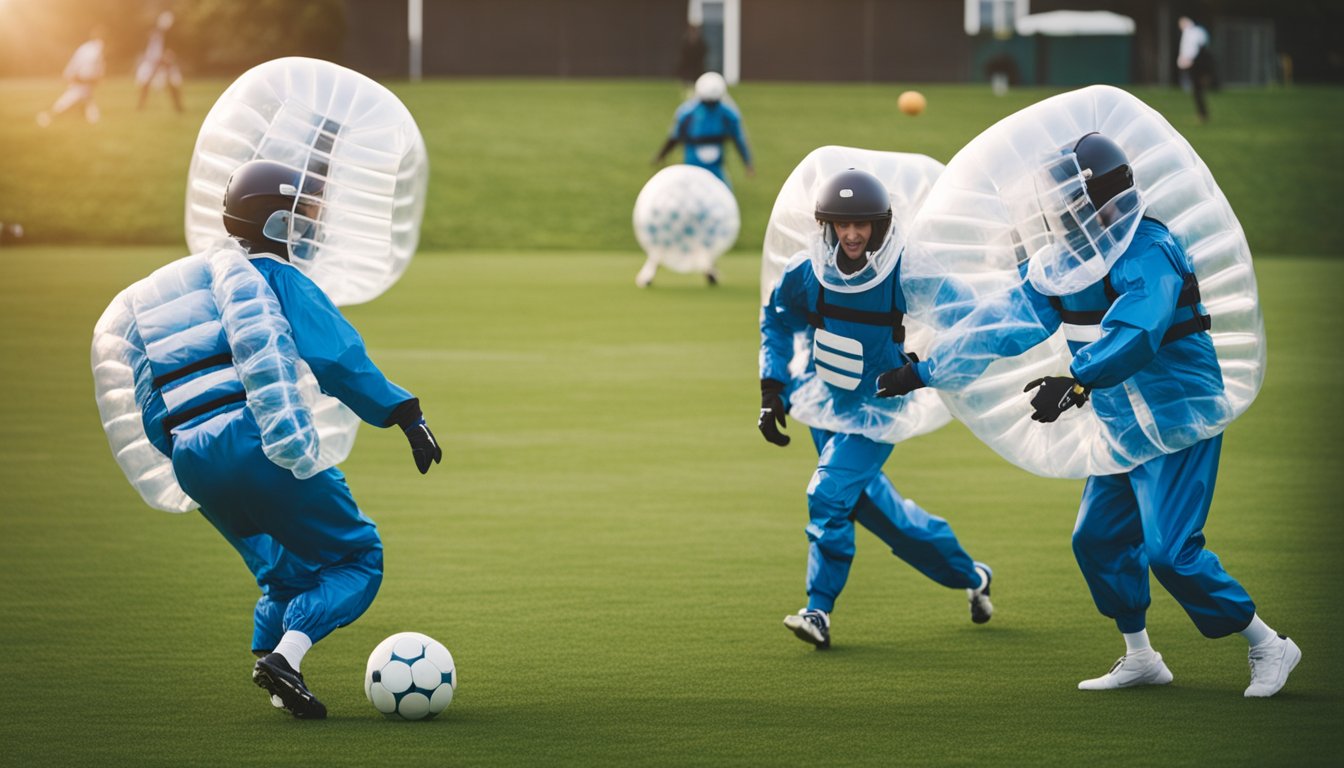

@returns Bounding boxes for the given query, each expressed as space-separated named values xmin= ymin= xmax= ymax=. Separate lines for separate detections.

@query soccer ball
xmin=898 ymin=90 xmax=926 ymax=116
xmin=364 ymin=632 xmax=456 ymax=720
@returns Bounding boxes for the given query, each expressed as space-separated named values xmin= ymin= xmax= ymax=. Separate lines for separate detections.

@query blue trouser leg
xmin=1072 ymin=472 xmax=1151 ymax=634
xmin=175 ymin=411 xmax=384 ymax=650
xmin=1130 ymin=435 xmax=1255 ymax=637
xmin=852 ymin=476 xmax=981 ymax=590
xmin=1073 ymin=435 xmax=1255 ymax=638
xmin=804 ymin=429 xmax=980 ymax=612
xmin=803 ymin=430 xmax=876 ymax=613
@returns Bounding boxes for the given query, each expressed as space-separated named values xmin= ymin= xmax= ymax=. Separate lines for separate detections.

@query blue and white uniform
xmin=130 ymin=252 xmax=412 ymax=653
xmin=666 ymin=98 xmax=752 ymax=184
xmin=762 ymin=255 xmax=983 ymax=614
xmin=917 ymin=218 xmax=1255 ymax=638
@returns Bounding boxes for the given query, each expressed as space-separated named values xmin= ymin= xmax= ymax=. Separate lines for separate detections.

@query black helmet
xmin=222 ymin=160 xmax=305 ymax=257
xmin=814 ymin=169 xmax=893 ymax=252
xmin=1071 ymin=132 xmax=1133 ymax=209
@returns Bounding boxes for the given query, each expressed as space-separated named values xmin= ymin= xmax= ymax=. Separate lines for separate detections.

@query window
xmin=965 ymin=0 xmax=1028 ymax=36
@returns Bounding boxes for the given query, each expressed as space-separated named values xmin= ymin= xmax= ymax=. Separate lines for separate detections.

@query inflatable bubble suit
xmin=185 ymin=57 xmax=428 ymax=306
xmin=903 ymin=85 xmax=1264 ymax=478
xmin=92 ymin=240 xmax=361 ymax=513
xmin=761 ymin=146 xmax=952 ymax=444
xmin=633 ymin=164 xmax=740 ymax=273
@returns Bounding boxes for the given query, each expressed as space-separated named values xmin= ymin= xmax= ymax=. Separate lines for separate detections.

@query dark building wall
xmin=345 ymin=0 xmax=685 ymax=77
xmin=741 ymin=0 xmax=974 ymax=82
xmin=342 ymin=0 xmax=1342 ymax=83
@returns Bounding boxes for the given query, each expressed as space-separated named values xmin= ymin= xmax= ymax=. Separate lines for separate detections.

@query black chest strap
xmin=1048 ymin=272 xmax=1210 ymax=346
xmin=807 ymin=280 xmax=906 ymax=344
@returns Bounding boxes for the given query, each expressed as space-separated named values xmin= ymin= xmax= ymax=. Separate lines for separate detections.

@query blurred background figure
xmin=136 ymin=11 xmax=184 ymax=113
xmin=652 ymin=71 xmax=754 ymax=187
xmin=1177 ymin=16 xmax=1214 ymax=123
xmin=676 ymin=24 xmax=707 ymax=97
xmin=36 ymin=26 xmax=105 ymax=127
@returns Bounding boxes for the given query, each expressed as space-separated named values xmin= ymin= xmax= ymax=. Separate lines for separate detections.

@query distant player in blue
xmin=759 ymin=169 xmax=993 ymax=649
xmin=652 ymin=71 xmax=755 ymax=186
xmin=877 ymin=133 xmax=1300 ymax=696
xmin=134 ymin=160 xmax=443 ymax=718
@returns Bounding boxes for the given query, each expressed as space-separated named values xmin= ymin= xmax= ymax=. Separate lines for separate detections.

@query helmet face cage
xmin=809 ymin=169 xmax=901 ymax=292
xmin=1013 ymin=151 xmax=1145 ymax=296
xmin=225 ymin=160 xmax=326 ymax=262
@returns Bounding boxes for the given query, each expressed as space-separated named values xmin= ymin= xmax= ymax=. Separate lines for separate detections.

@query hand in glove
xmin=389 ymin=398 xmax=443 ymax=474
xmin=1023 ymin=376 xmax=1090 ymax=423
xmin=875 ymin=363 xmax=924 ymax=398
xmin=758 ymin=378 xmax=790 ymax=447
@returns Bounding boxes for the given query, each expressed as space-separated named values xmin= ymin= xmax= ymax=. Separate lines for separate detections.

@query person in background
xmin=37 ymin=26 xmax=106 ymax=127
xmin=136 ymin=11 xmax=185 ymax=113
xmin=1177 ymin=16 xmax=1214 ymax=123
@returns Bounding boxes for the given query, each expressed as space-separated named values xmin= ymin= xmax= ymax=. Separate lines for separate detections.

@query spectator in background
xmin=137 ymin=11 xmax=185 ymax=113
xmin=37 ymin=26 xmax=106 ymax=127
xmin=676 ymin=24 xmax=707 ymax=96
xmin=1177 ymin=16 xmax=1213 ymax=123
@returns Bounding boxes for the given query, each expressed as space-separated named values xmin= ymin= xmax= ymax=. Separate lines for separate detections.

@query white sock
xmin=274 ymin=630 xmax=313 ymax=672
xmin=1239 ymin=614 xmax=1276 ymax=647
xmin=1123 ymin=629 xmax=1152 ymax=654
xmin=975 ymin=566 xmax=989 ymax=592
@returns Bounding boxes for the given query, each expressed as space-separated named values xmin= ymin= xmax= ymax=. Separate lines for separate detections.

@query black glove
xmin=876 ymin=363 xmax=924 ymax=398
xmin=1023 ymin=376 xmax=1091 ymax=423
xmin=758 ymin=378 xmax=790 ymax=447
xmin=388 ymin=398 xmax=443 ymax=474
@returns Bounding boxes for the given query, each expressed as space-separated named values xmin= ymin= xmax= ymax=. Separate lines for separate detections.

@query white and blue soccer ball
xmin=364 ymin=631 xmax=456 ymax=720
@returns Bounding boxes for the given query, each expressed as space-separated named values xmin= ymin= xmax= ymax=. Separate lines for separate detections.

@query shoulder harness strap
xmin=1050 ymin=272 xmax=1209 ymax=346
xmin=807 ymin=280 xmax=906 ymax=344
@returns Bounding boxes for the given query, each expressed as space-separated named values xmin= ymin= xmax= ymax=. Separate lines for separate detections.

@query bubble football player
xmin=652 ymin=71 xmax=755 ymax=187
xmin=36 ymin=26 xmax=105 ymax=126
xmin=876 ymin=133 xmax=1301 ymax=696
xmin=127 ymin=159 xmax=442 ymax=718
xmin=758 ymin=169 xmax=994 ymax=649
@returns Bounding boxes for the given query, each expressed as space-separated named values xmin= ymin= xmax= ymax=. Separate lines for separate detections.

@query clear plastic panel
xmin=632 ymin=164 xmax=740 ymax=273
xmin=903 ymin=85 xmax=1264 ymax=478
xmin=185 ymin=58 xmax=428 ymax=306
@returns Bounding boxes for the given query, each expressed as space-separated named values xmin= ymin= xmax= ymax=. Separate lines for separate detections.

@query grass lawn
xmin=0 ymin=76 xmax=1340 ymax=766
xmin=0 ymin=246 xmax=1339 ymax=767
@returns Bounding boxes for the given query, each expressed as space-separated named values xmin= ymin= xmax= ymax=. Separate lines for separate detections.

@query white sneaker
xmin=968 ymin=563 xmax=993 ymax=624
xmin=1078 ymin=649 xmax=1174 ymax=690
xmin=783 ymin=608 xmax=830 ymax=650
xmin=1245 ymin=634 xmax=1301 ymax=698
xmin=635 ymin=262 xmax=657 ymax=288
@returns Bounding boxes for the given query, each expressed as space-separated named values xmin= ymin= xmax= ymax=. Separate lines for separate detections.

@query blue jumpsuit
xmin=666 ymin=98 xmax=752 ymax=184
xmin=762 ymin=257 xmax=983 ymax=614
xmin=918 ymin=218 xmax=1256 ymax=638
xmin=134 ymin=254 xmax=412 ymax=653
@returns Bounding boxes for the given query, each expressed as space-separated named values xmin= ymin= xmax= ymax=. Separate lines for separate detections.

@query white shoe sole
xmin=1245 ymin=639 xmax=1301 ymax=698
xmin=1078 ymin=655 xmax=1173 ymax=690
xmin=783 ymin=615 xmax=829 ymax=648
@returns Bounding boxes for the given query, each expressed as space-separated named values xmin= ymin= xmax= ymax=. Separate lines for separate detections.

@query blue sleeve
xmin=265 ymin=267 xmax=413 ymax=427
xmin=909 ymin=262 xmax=1059 ymax=392
xmin=1069 ymin=242 xmax=1184 ymax=389
xmin=727 ymin=109 xmax=753 ymax=167
xmin=667 ymin=100 xmax=695 ymax=141
xmin=760 ymin=262 xmax=810 ymax=392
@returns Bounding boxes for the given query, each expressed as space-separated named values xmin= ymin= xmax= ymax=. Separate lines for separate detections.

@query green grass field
xmin=0 ymin=78 xmax=1342 ymax=767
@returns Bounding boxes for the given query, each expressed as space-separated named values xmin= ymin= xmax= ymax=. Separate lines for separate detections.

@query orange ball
xmin=898 ymin=90 xmax=926 ymax=116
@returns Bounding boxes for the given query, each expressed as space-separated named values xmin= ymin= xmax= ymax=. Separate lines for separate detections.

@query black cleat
xmin=253 ymin=653 xmax=327 ymax=719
